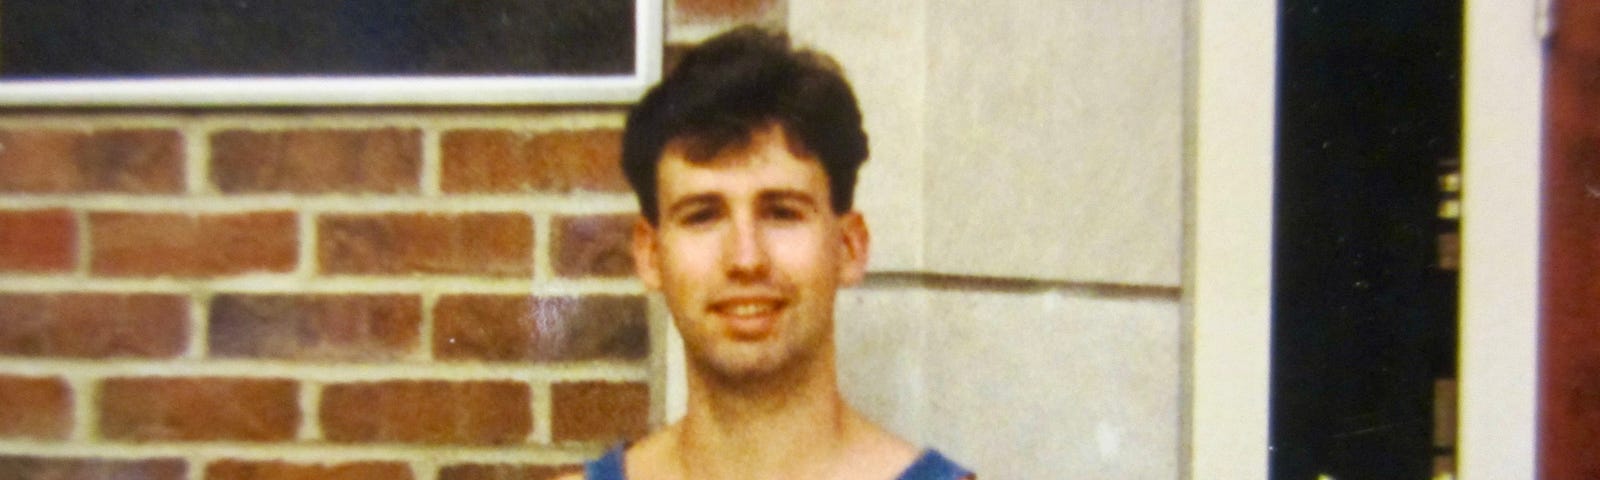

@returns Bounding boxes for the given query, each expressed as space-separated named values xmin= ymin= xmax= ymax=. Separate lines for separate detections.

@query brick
xmin=90 ymin=212 xmax=297 ymax=277
xmin=673 ymin=0 xmax=777 ymax=21
xmin=0 ymin=456 xmax=185 ymax=480
xmin=99 ymin=377 xmax=299 ymax=442
xmin=320 ymin=380 xmax=530 ymax=445
xmin=0 ymin=209 xmax=75 ymax=272
xmin=549 ymin=381 xmax=648 ymax=443
xmin=441 ymin=129 xmax=628 ymax=193
xmin=0 ymin=293 xmax=188 ymax=358
xmin=552 ymin=214 xmax=635 ymax=278
xmin=210 ymin=129 xmax=421 ymax=193
xmin=0 ymin=129 xmax=183 ymax=193
xmin=318 ymin=213 xmax=532 ymax=276
xmin=0 ymin=376 xmax=71 ymax=440
xmin=438 ymin=464 xmax=578 ymax=480
xmin=434 ymin=295 xmax=647 ymax=362
xmin=209 ymin=294 xmax=420 ymax=361
xmin=206 ymin=460 xmax=412 ymax=480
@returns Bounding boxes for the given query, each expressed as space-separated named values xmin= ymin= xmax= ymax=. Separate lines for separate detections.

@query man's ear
xmin=837 ymin=211 xmax=870 ymax=286
xmin=632 ymin=216 xmax=663 ymax=291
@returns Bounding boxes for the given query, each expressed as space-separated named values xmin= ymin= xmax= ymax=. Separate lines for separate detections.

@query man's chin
xmin=692 ymin=347 xmax=795 ymax=384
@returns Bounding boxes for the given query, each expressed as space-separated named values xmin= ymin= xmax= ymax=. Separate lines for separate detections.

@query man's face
xmin=632 ymin=124 xmax=869 ymax=382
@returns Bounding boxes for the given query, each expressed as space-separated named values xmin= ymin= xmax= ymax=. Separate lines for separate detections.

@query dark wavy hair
xmin=621 ymin=26 xmax=869 ymax=224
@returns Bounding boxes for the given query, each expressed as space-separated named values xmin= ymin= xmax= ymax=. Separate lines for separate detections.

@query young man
xmin=559 ymin=27 xmax=973 ymax=480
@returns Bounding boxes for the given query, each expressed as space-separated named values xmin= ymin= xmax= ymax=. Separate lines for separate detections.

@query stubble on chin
xmin=682 ymin=327 xmax=824 ymax=389
xmin=686 ymin=335 xmax=786 ymax=383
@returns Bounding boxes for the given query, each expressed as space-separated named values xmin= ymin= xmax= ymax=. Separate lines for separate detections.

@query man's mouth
xmin=710 ymin=298 xmax=786 ymax=339
xmin=718 ymin=301 xmax=780 ymax=317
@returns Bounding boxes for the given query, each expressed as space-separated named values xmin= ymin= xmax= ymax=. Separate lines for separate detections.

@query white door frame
xmin=1456 ymin=0 xmax=1543 ymax=477
xmin=1189 ymin=0 xmax=1276 ymax=476
xmin=1188 ymin=0 xmax=1544 ymax=478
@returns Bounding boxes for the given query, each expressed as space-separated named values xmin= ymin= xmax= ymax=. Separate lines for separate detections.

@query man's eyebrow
xmin=664 ymin=193 xmax=722 ymax=217
xmin=759 ymin=189 xmax=822 ymax=207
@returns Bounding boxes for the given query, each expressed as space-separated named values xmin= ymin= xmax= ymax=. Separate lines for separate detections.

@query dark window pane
xmin=0 ymin=0 xmax=635 ymax=78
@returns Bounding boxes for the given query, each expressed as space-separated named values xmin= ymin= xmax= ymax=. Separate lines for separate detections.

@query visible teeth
xmin=726 ymin=303 xmax=775 ymax=316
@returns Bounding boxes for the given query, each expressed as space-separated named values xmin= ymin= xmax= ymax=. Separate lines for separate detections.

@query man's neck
xmin=673 ymin=346 xmax=858 ymax=479
xmin=617 ymin=341 xmax=921 ymax=480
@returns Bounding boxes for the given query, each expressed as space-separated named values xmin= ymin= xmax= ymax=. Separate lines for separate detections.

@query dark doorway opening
xmin=1271 ymin=1 xmax=1462 ymax=478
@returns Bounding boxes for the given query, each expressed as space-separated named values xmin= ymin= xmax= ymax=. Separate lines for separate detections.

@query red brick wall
xmin=0 ymin=4 xmax=784 ymax=478
xmin=0 ymin=111 xmax=653 ymax=478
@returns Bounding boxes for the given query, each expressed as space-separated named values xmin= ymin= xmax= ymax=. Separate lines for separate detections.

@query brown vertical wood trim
xmin=1540 ymin=0 xmax=1600 ymax=478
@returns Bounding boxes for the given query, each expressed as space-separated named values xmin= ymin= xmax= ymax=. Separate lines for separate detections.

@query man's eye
xmin=765 ymin=206 xmax=805 ymax=221
xmin=680 ymin=208 xmax=719 ymax=225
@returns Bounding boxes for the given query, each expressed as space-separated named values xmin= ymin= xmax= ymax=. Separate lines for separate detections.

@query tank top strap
xmin=585 ymin=445 xmax=971 ymax=480
xmin=896 ymin=449 xmax=974 ymax=480
xmin=583 ymin=445 xmax=627 ymax=480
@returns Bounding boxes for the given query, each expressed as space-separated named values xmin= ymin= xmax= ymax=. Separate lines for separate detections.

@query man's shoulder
xmin=831 ymin=417 xmax=923 ymax=479
xmin=564 ymin=427 xmax=677 ymax=480
xmin=846 ymin=417 xmax=974 ymax=479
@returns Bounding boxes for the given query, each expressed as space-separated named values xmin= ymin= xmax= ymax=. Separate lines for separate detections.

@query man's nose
xmin=724 ymin=215 xmax=769 ymax=279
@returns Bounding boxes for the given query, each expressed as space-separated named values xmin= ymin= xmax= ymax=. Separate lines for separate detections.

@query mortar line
xmin=0 ymin=359 xmax=650 ymax=383
xmin=67 ymin=374 xmax=97 ymax=443
xmin=531 ymin=378 xmax=554 ymax=445
xmin=297 ymin=211 xmax=317 ymax=276
xmin=185 ymin=124 xmax=212 ymax=195
xmin=0 ymin=275 xmax=644 ymax=296
xmin=1178 ymin=0 xmax=1202 ymax=474
xmin=861 ymin=271 xmax=1182 ymax=301
xmin=0 ymin=112 xmax=628 ymax=132
xmin=533 ymin=212 xmax=556 ymax=285
xmin=646 ymin=296 xmax=670 ymax=429
xmin=420 ymin=292 xmax=439 ymax=362
xmin=0 ymin=439 xmax=601 ymax=464
xmin=188 ymin=292 xmax=211 ymax=359
xmin=421 ymin=128 xmax=443 ymax=196
xmin=0 ymin=194 xmax=637 ymax=213
xmin=298 ymin=381 xmax=323 ymax=441
xmin=412 ymin=459 xmax=440 ymax=480
xmin=73 ymin=209 xmax=92 ymax=278
xmin=187 ymin=454 xmax=209 ymax=480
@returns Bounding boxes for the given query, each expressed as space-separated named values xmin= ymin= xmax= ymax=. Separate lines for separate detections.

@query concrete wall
xmin=791 ymin=0 xmax=1189 ymax=477
xmin=837 ymin=282 xmax=1180 ymax=478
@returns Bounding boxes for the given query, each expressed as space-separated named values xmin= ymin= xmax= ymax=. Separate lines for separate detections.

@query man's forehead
xmin=659 ymin=123 xmax=814 ymax=167
xmin=655 ymin=130 xmax=829 ymax=200
xmin=655 ymin=159 xmax=829 ymax=208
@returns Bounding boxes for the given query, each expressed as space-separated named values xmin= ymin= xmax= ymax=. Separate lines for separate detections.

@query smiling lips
xmin=710 ymin=298 xmax=786 ymax=339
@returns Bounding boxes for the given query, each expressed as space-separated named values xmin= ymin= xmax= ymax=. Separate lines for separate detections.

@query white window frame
xmin=0 ymin=0 xmax=663 ymax=106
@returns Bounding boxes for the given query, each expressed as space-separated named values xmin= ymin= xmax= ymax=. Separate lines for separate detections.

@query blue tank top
xmin=583 ymin=446 xmax=973 ymax=480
